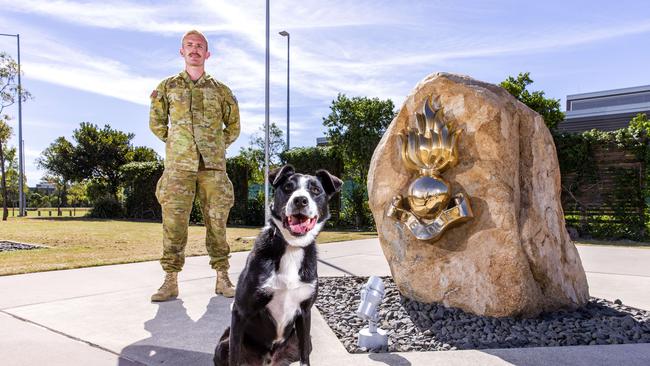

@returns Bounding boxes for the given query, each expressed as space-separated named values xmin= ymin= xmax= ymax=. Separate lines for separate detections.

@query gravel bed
xmin=316 ymin=276 xmax=650 ymax=353
xmin=0 ymin=241 xmax=45 ymax=252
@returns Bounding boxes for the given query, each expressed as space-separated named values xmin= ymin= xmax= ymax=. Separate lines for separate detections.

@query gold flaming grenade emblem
xmin=387 ymin=96 xmax=473 ymax=241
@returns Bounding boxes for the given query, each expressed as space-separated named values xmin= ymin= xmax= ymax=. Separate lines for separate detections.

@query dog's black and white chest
xmin=261 ymin=245 xmax=316 ymax=341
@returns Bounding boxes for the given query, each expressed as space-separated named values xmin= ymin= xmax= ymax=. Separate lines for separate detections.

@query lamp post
xmin=279 ymin=30 xmax=290 ymax=150
xmin=0 ymin=33 xmax=25 ymax=217
xmin=264 ymin=0 xmax=271 ymax=223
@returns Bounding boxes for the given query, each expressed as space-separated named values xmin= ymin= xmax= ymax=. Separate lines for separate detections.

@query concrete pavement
xmin=1 ymin=238 xmax=649 ymax=365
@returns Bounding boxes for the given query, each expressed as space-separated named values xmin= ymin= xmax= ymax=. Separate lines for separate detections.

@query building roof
xmin=558 ymin=85 xmax=650 ymax=133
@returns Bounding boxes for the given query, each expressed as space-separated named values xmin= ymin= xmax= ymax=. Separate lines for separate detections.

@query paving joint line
xmin=0 ymin=276 xmax=220 ymax=311
xmin=585 ymin=270 xmax=650 ymax=278
xmin=318 ymin=253 xmax=381 ymax=261
xmin=317 ymin=258 xmax=356 ymax=276
xmin=0 ymin=309 xmax=145 ymax=365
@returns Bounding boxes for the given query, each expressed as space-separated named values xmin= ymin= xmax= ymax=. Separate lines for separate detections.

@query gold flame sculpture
xmin=387 ymin=96 xmax=473 ymax=241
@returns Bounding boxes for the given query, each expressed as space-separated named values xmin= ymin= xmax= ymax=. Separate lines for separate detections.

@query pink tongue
xmin=289 ymin=217 xmax=315 ymax=234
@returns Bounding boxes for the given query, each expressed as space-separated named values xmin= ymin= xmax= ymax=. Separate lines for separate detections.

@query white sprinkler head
xmin=356 ymin=276 xmax=388 ymax=350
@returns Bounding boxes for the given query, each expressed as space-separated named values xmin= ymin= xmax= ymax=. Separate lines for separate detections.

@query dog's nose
xmin=293 ymin=196 xmax=309 ymax=208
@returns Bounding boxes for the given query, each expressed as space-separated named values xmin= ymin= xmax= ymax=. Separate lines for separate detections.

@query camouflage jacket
xmin=150 ymin=71 xmax=240 ymax=171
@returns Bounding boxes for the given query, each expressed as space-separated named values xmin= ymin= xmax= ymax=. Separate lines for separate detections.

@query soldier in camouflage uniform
xmin=149 ymin=30 xmax=240 ymax=301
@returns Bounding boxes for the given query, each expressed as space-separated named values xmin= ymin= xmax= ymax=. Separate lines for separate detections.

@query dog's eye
xmin=310 ymin=187 xmax=321 ymax=195
xmin=283 ymin=182 xmax=294 ymax=192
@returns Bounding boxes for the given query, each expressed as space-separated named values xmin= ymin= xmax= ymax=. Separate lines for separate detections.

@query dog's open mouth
xmin=285 ymin=214 xmax=318 ymax=235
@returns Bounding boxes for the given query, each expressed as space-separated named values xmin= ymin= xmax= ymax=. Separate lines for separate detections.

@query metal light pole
xmin=279 ymin=30 xmax=290 ymax=150
xmin=0 ymin=33 xmax=25 ymax=216
xmin=263 ymin=0 xmax=271 ymax=224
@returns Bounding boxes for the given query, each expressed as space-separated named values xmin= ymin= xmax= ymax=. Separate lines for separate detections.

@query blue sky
xmin=0 ymin=0 xmax=649 ymax=185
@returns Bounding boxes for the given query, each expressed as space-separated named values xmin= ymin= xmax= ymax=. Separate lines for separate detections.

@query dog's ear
xmin=269 ymin=164 xmax=295 ymax=188
xmin=315 ymin=170 xmax=343 ymax=197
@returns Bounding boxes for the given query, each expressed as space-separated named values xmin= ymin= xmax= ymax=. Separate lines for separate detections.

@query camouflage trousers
xmin=155 ymin=165 xmax=234 ymax=272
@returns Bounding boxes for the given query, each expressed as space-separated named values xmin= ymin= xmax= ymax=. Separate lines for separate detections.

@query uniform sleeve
xmin=149 ymin=80 xmax=169 ymax=142
xmin=222 ymin=87 xmax=241 ymax=148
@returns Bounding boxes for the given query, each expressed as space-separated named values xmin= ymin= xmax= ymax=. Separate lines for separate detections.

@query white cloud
xmin=6 ymin=0 xmax=650 ymax=109
xmin=23 ymin=119 xmax=70 ymax=130
xmin=27 ymin=62 xmax=156 ymax=106
xmin=4 ymin=0 xmax=650 ymax=186
xmin=0 ymin=17 xmax=159 ymax=106
xmin=24 ymin=147 xmax=41 ymax=159
xmin=0 ymin=0 xmax=227 ymax=34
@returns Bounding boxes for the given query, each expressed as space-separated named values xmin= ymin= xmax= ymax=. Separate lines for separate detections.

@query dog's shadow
xmin=118 ymin=297 xmax=233 ymax=366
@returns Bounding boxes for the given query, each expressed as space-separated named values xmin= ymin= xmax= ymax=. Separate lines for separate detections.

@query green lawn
xmin=0 ymin=216 xmax=377 ymax=275
xmin=4 ymin=215 xmax=645 ymax=276
xmin=574 ymin=238 xmax=650 ymax=248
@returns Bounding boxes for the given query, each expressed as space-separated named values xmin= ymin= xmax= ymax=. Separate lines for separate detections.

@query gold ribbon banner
xmin=387 ymin=193 xmax=473 ymax=241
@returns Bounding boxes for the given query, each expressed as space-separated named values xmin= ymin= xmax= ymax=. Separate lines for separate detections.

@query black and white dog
xmin=214 ymin=165 xmax=342 ymax=366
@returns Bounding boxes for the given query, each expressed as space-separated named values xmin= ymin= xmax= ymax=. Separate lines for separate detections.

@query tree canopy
xmin=250 ymin=122 xmax=286 ymax=165
xmin=1 ymin=52 xmax=31 ymax=220
xmin=323 ymin=93 xmax=395 ymax=184
xmin=71 ymin=122 xmax=135 ymax=197
xmin=37 ymin=137 xmax=77 ymax=209
xmin=322 ymin=93 xmax=395 ymax=227
xmin=1 ymin=52 xmax=32 ymax=117
xmin=500 ymin=72 xmax=564 ymax=130
xmin=129 ymin=146 xmax=161 ymax=163
xmin=38 ymin=122 xmax=159 ymax=203
xmin=241 ymin=122 xmax=286 ymax=183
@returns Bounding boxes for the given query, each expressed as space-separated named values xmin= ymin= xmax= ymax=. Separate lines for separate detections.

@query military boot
xmin=215 ymin=270 xmax=236 ymax=298
xmin=151 ymin=272 xmax=179 ymax=302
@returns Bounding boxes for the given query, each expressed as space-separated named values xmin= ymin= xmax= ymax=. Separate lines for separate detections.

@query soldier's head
xmin=180 ymin=30 xmax=210 ymax=67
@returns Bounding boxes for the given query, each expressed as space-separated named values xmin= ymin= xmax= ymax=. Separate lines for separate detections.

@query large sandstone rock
xmin=368 ymin=72 xmax=589 ymax=318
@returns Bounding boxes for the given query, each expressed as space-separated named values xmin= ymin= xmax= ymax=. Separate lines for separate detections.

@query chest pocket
xmin=203 ymin=89 xmax=223 ymax=123
xmin=167 ymin=87 xmax=191 ymax=125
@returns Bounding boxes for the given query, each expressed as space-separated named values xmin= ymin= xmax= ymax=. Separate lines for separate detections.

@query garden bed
xmin=316 ymin=276 xmax=650 ymax=353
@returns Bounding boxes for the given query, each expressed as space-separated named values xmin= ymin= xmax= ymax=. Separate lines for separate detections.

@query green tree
xmin=1 ymin=52 xmax=32 ymax=107
xmin=43 ymin=175 xmax=70 ymax=214
xmin=323 ymin=94 xmax=395 ymax=227
xmin=129 ymin=146 xmax=161 ymax=162
xmin=67 ymin=181 xmax=89 ymax=207
xmin=37 ymin=137 xmax=77 ymax=214
xmin=27 ymin=190 xmax=45 ymax=208
xmin=251 ymin=122 xmax=286 ymax=165
xmin=1 ymin=52 xmax=32 ymax=220
xmin=1 ymin=146 xmax=20 ymax=212
xmin=627 ymin=113 xmax=650 ymax=137
xmin=71 ymin=122 xmax=135 ymax=199
xmin=0 ymin=120 xmax=11 ymax=220
xmin=500 ymin=72 xmax=564 ymax=130
xmin=242 ymin=122 xmax=286 ymax=183
xmin=238 ymin=147 xmax=264 ymax=183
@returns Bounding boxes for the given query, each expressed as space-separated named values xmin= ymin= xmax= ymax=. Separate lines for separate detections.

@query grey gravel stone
xmin=0 ymin=241 xmax=45 ymax=252
xmin=316 ymin=276 xmax=650 ymax=353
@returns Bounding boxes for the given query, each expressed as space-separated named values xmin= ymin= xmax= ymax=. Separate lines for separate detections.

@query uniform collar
xmin=180 ymin=70 xmax=211 ymax=86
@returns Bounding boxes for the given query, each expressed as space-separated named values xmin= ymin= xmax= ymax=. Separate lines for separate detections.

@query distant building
xmin=316 ymin=137 xmax=329 ymax=146
xmin=558 ymin=85 xmax=650 ymax=133
xmin=33 ymin=182 xmax=56 ymax=195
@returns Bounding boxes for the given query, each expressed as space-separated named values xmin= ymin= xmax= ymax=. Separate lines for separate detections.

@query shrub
xmin=338 ymin=180 xmax=374 ymax=229
xmin=120 ymin=161 xmax=163 ymax=220
xmin=190 ymin=196 xmax=203 ymax=224
xmin=88 ymin=196 xmax=125 ymax=218
xmin=226 ymin=155 xmax=256 ymax=225
xmin=245 ymin=190 xmax=265 ymax=226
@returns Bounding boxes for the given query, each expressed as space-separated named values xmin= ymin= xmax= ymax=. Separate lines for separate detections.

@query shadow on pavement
xmin=118 ymin=297 xmax=233 ymax=366
xmin=368 ymin=352 xmax=412 ymax=365
xmin=482 ymin=343 xmax=650 ymax=366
